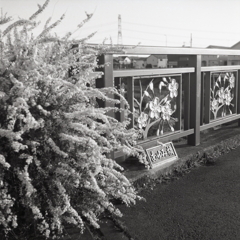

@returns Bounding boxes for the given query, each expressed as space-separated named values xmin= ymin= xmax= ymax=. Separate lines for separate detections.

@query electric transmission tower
xmin=117 ymin=14 xmax=122 ymax=45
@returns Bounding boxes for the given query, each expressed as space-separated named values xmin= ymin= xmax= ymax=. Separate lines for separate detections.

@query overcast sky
xmin=2 ymin=0 xmax=240 ymax=48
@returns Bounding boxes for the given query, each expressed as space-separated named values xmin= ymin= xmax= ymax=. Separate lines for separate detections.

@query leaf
xmin=144 ymin=91 xmax=150 ymax=97
xmin=149 ymin=81 xmax=154 ymax=92
xmin=162 ymin=77 xmax=168 ymax=83
xmin=159 ymin=82 xmax=166 ymax=92
xmin=223 ymin=75 xmax=227 ymax=82
xmin=160 ymin=95 xmax=168 ymax=104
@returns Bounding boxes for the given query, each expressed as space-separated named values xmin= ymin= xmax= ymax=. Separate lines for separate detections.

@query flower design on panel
xmin=210 ymin=72 xmax=235 ymax=119
xmin=134 ymin=77 xmax=179 ymax=139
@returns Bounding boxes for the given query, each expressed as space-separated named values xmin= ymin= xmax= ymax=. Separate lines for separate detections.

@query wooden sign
xmin=145 ymin=142 xmax=178 ymax=168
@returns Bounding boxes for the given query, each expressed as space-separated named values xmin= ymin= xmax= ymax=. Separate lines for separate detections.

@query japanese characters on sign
xmin=145 ymin=142 xmax=178 ymax=168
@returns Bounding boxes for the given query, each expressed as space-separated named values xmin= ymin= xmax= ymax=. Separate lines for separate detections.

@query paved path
xmin=117 ymin=146 xmax=240 ymax=240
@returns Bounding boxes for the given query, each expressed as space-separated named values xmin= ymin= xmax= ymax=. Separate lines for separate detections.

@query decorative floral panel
xmin=134 ymin=76 xmax=180 ymax=140
xmin=210 ymin=72 xmax=236 ymax=120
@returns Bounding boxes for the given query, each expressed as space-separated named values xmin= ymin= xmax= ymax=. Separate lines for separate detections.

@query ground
xmin=117 ymin=146 xmax=240 ymax=240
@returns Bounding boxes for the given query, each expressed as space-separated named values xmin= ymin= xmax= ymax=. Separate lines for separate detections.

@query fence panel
xmin=201 ymin=66 xmax=240 ymax=131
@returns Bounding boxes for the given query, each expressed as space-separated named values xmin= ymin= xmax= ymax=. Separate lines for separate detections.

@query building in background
xmin=112 ymin=41 xmax=240 ymax=70
xmin=146 ymin=54 xmax=168 ymax=68
xmin=203 ymin=42 xmax=240 ymax=66
xmin=132 ymin=57 xmax=148 ymax=68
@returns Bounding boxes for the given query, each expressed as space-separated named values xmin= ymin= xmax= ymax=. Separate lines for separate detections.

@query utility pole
xmin=164 ymin=34 xmax=167 ymax=46
xmin=117 ymin=14 xmax=122 ymax=45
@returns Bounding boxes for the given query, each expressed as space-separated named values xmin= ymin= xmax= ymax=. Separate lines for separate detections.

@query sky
xmin=1 ymin=0 xmax=240 ymax=48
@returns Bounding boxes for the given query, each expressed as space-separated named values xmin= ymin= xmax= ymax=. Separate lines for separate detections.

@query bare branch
xmin=3 ymin=19 xmax=35 ymax=36
xmin=29 ymin=0 xmax=50 ymax=20
xmin=72 ymin=32 xmax=97 ymax=44
xmin=0 ymin=12 xmax=12 ymax=25
xmin=77 ymin=12 xmax=93 ymax=29
xmin=36 ymin=14 xmax=65 ymax=40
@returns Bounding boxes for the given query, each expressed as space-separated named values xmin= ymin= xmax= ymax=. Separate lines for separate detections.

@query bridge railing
xmin=96 ymin=46 xmax=240 ymax=158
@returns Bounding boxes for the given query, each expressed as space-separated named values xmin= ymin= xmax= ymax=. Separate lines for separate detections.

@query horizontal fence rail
xmin=113 ymin=67 xmax=195 ymax=77
xmin=201 ymin=65 xmax=240 ymax=72
xmin=114 ymin=46 xmax=240 ymax=56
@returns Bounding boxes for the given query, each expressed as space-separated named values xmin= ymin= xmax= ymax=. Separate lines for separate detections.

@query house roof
xmin=128 ymin=56 xmax=148 ymax=60
xmin=206 ymin=45 xmax=230 ymax=49
xmin=132 ymin=58 xmax=147 ymax=61
xmin=231 ymin=41 xmax=240 ymax=49
xmin=148 ymin=54 xmax=167 ymax=59
xmin=206 ymin=41 xmax=240 ymax=50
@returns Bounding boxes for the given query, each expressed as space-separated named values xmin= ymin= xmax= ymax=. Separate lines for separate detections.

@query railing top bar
xmin=89 ymin=72 xmax=103 ymax=78
xmin=113 ymin=67 xmax=194 ymax=77
xmin=201 ymin=65 xmax=240 ymax=72
xmin=116 ymin=46 xmax=240 ymax=56
xmin=113 ymin=65 xmax=240 ymax=78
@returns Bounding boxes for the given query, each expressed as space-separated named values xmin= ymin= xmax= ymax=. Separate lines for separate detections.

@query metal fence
xmin=96 ymin=46 xmax=240 ymax=158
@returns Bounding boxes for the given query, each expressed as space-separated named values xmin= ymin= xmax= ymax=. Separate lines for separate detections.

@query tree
xmin=0 ymin=1 xmax=146 ymax=239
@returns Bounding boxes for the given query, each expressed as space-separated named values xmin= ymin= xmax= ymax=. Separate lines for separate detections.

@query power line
xmin=84 ymin=32 xmax=232 ymax=48
xmin=84 ymin=22 xmax=117 ymax=29
xmin=123 ymin=21 xmax=240 ymax=35
xmin=118 ymin=35 xmax=189 ymax=45
xmin=88 ymin=33 xmax=213 ymax=47
xmin=80 ymin=28 xmax=229 ymax=44
xmin=76 ymin=20 xmax=239 ymax=47
xmin=121 ymin=28 xmax=237 ymax=42
xmin=82 ymin=19 xmax=238 ymax=47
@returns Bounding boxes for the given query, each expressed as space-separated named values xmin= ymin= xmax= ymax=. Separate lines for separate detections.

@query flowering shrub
xmin=0 ymin=1 xmax=144 ymax=239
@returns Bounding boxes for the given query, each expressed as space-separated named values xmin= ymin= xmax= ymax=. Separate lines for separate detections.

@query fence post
xmin=200 ymin=73 xmax=204 ymax=125
xmin=237 ymin=70 xmax=240 ymax=126
xmin=188 ymin=55 xmax=201 ymax=146
xmin=182 ymin=73 xmax=190 ymax=130
xmin=96 ymin=54 xmax=115 ymax=118
xmin=127 ymin=77 xmax=134 ymax=129
xmin=204 ymin=72 xmax=211 ymax=124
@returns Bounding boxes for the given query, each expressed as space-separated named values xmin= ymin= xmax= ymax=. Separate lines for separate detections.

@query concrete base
xmin=118 ymin=121 xmax=240 ymax=183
